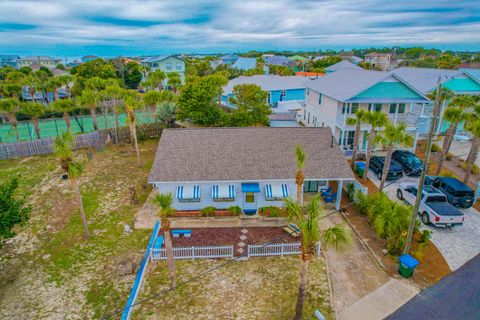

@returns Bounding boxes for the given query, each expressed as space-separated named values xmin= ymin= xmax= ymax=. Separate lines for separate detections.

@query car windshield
xmin=425 ymin=195 xmax=447 ymax=203
xmin=406 ymin=157 xmax=421 ymax=166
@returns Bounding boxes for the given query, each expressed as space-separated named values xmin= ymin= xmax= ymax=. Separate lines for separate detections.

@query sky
xmin=0 ymin=0 xmax=479 ymax=58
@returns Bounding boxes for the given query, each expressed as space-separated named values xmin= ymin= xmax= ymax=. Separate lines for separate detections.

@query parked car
xmin=392 ymin=150 xmax=422 ymax=176
xmin=425 ymin=176 xmax=475 ymax=208
xmin=369 ymin=156 xmax=403 ymax=180
xmin=397 ymin=183 xmax=465 ymax=227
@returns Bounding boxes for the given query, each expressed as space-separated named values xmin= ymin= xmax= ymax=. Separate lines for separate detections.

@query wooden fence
xmin=0 ymin=131 xmax=104 ymax=160
xmin=150 ymin=245 xmax=234 ymax=261
xmin=100 ymin=123 xmax=164 ymax=145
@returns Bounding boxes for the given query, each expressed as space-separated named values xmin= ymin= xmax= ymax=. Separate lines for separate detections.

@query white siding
xmin=303 ymin=89 xmax=339 ymax=132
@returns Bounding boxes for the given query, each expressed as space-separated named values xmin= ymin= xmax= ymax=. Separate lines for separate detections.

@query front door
xmin=303 ymin=181 xmax=318 ymax=193
xmin=244 ymin=192 xmax=256 ymax=208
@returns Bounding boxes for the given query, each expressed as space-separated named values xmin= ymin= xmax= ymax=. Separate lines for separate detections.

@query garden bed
xmin=171 ymin=210 xmax=236 ymax=217
xmin=159 ymin=227 xmax=297 ymax=247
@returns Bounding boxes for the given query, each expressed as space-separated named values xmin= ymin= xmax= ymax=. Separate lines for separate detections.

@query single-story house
xmin=222 ymin=75 xmax=309 ymax=108
xmin=325 ymin=60 xmax=363 ymax=73
xmin=148 ymin=127 xmax=354 ymax=213
xmin=17 ymin=56 xmax=62 ymax=69
xmin=232 ymin=57 xmax=257 ymax=70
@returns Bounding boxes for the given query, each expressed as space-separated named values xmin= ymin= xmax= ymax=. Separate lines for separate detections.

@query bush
xmin=372 ymin=203 xmax=411 ymax=239
xmin=258 ymin=206 xmax=282 ymax=217
xmin=201 ymin=206 xmax=216 ymax=217
xmin=445 ymin=152 xmax=454 ymax=160
xmin=345 ymin=183 xmax=355 ymax=201
xmin=354 ymin=190 xmax=369 ymax=214
xmin=419 ymin=230 xmax=432 ymax=243
xmin=386 ymin=236 xmax=405 ymax=255
xmin=227 ymin=206 xmax=242 ymax=216
xmin=0 ymin=177 xmax=31 ymax=245
xmin=431 ymin=143 xmax=441 ymax=152
xmin=367 ymin=192 xmax=391 ymax=222
xmin=458 ymin=160 xmax=480 ymax=174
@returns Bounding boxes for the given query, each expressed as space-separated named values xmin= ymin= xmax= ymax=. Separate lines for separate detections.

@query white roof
xmin=223 ymin=75 xmax=309 ymax=94
xmin=392 ymin=67 xmax=464 ymax=93
xmin=325 ymin=60 xmax=363 ymax=72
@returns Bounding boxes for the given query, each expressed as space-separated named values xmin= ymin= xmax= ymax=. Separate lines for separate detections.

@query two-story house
xmin=365 ymin=52 xmax=394 ymax=71
xmin=140 ymin=55 xmax=185 ymax=84
xmin=222 ymin=75 xmax=309 ymax=108
xmin=17 ymin=56 xmax=62 ymax=69
xmin=393 ymin=67 xmax=480 ymax=134
xmin=302 ymin=69 xmax=430 ymax=156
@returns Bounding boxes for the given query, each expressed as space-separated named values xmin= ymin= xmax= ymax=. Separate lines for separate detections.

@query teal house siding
xmin=442 ymin=77 xmax=480 ymax=93
xmin=223 ymin=88 xmax=304 ymax=107
xmin=141 ymin=55 xmax=186 ymax=84
xmin=351 ymin=82 xmax=423 ymax=100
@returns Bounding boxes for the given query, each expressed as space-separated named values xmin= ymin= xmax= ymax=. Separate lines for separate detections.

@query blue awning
xmin=241 ymin=183 xmax=260 ymax=193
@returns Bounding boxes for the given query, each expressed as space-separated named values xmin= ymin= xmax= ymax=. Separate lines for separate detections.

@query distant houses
xmin=0 ymin=55 xmax=20 ymax=68
xmin=222 ymin=75 xmax=308 ymax=108
xmin=232 ymin=57 xmax=257 ymax=70
xmin=17 ymin=56 xmax=62 ymax=69
xmin=81 ymin=55 xmax=101 ymax=63
xmin=140 ymin=55 xmax=186 ymax=84
xmin=365 ymin=52 xmax=395 ymax=71
xmin=263 ymin=55 xmax=295 ymax=68
xmin=325 ymin=60 xmax=363 ymax=73
xmin=218 ymin=53 xmax=240 ymax=65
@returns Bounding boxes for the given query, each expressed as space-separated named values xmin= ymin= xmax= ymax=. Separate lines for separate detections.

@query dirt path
xmin=321 ymin=213 xmax=390 ymax=314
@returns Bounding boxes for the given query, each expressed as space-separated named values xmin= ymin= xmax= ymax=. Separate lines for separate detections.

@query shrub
xmin=0 ymin=177 xmax=31 ymax=245
xmin=419 ymin=230 xmax=432 ymax=243
xmin=431 ymin=143 xmax=441 ymax=152
xmin=386 ymin=236 xmax=405 ymax=255
xmin=445 ymin=152 xmax=454 ymax=160
xmin=372 ymin=203 xmax=411 ymax=239
xmin=227 ymin=206 xmax=242 ymax=216
xmin=258 ymin=206 xmax=282 ymax=217
xmin=354 ymin=190 xmax=369 ymax=214
xmin=458 ymin=160 xmax=480 ymax=174
xmin=345 ymin=183 xmax=355 ymax=201
xmin=367 ymin=192 xmax=391 ymax=222
xmin=201 ymin=206 xmax=216 ymax=217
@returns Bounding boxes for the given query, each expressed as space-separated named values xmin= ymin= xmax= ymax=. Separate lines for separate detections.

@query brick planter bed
xmin=172 ymin=210 xmax=236 ymax=217
xmin=159 ymin=227 xmax=297 ymax=247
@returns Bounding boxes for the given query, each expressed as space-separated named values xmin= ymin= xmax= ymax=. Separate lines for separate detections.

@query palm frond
xmin=320 ymin=223 xmax=352 ymax=252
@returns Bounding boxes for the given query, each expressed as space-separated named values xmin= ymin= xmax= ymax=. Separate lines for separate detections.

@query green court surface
xmin=0 ymin=112 xmax=156 ymax=143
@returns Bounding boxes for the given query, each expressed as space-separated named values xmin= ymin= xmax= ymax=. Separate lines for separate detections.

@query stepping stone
xmin=239 ymin=235 xmax=247 ymax=241
xmin=238 ymin=242 xmax=245 ymax=247
xmin=237 ymin=248 xmax=244 ymax=254
xmin=241 ymin=229 xmax=248 ymax=234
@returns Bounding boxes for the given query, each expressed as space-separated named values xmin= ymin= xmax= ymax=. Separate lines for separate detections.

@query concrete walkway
xmin=337 ymin=279 xmax=420 ymax=320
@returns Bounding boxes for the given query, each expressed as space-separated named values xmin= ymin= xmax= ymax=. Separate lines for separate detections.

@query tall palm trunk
xmin=379 ymin=144 xmax=393 ymax=191
xmin=362 ymin=128 xmax=375 ymax=184
xmin=89 ymin=107 xmax=99 ymax=131
xmin=161 ymin=217 xmax=176 ymax=288
xmin=296 ymin=171 xmax=304 ymax=205
xmin=53 ymin=89 xmax=59 ymax=102
xmin=351 ymin=123 xmax=361 ymax=170
xmin=8 ymin=113 xmax=20 ymax=141
xmin=128 ymin=110 xmax=141 ymax=165
xmin=71 ymin=178 xmax=89 ymax=239
xmin=32 ymin=116 xmax=41 ymax=139
xmin=294 ymin=253 xmax=310 ymax=320
xmin=463 ymin=137 xmax=479 ymax=184
xmin=63 ymin=112 xmax=71 ymax=132
xmin=436 ymin=122 xmax=458 ymax=174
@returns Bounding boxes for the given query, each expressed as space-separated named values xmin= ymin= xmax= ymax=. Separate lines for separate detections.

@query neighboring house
xmin=325 ymin=60 xmax=363 ymax=73
xmin=365 ymin=52 xmax=393 ymax=71
xmin=148 ymin=127 xmax=354 ymax=212
xmin=28 ymin=63 xmax=68 ymax=76
xmin=296 ymin=71 xmax=324 ymax=79
xmin=289 ymin=55 xmax=307 ymax=62
xmin=263 ymin=55 xmax=295 ymax=68
xmin=339 ymin=52 xmax=363 ymax=64
xmin=393 ymin=67 xmax=480 ymax=133
xmin=17 ymin=56 xmax=62 ymax=69
xmin=140 ymin=55 xmax=186 ymax=84
xmin=268 ymin=100 xmax=304 ymax=127
xmin=0 ymin=55 xmax=20 ymax=67
xmin=22 ymin=87 xmax=68 ymax=102
xmin=222 ymin=75 xmax=308 ymax=108
xmin=232 ymin=57 xmax=257 ymax=70
xmin=302 ymin=69 xmax=431 ymax=156
xmin=218 ymin=53 xmax=240 ymax=65
xmin=81 ymin=55 xmax=100 ymax=63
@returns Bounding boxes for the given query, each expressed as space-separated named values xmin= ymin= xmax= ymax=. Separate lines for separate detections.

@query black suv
xmin=425 ymin=176 xmax=475 ymax=208
xmin=369 ymin=156 xmax=404 ymax=180
xmin=392 ymin=150 xmax=422 ymax=176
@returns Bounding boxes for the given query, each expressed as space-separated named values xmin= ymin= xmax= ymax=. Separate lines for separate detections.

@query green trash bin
xmin=398 ymin=254 xmax=419 ymax=278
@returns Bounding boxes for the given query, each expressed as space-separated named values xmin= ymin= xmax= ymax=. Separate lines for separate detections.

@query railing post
xmin=281 ymin=243 xmax=284 ymax=257
xmin=192 ymin=246 xmax=195 ymax=260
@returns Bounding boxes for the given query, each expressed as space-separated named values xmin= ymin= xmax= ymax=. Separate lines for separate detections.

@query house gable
xmin=350 ymin=79 xmax=424 ymax=101
xmin=442 ymin=77 xmax=480 ymax=93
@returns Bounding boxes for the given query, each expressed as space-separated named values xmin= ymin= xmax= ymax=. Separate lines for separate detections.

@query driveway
xmin=366 ymin=169 xmax=480 ymax=271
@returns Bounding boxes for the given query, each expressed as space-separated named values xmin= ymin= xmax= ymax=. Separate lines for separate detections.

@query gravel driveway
xmin=367 ymin=169 xmax=480 ymax=270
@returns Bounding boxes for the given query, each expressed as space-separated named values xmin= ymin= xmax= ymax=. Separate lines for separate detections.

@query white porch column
xmin=394 ymin=104 xmax=399 ymax=124
xmin=339 ymin=130 xmax=344 ymax=148
xmin=413 ymin=129 xmax=419 ymax=152
xmin=336 ymin=180 xmax=343 ymax=210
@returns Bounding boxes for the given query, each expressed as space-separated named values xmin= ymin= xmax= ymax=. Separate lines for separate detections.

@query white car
xmin=397 ymin=183 xmax=465 ymax=228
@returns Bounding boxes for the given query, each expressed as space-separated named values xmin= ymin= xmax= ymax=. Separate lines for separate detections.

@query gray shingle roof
xmin=149 ymin=127 xmax=354 ymax=183
xmin=18 ymin=56 xmax=61 ymax=62
xmin=325 ymin=60 xmax=363 ymax=72
xmin=305 ymin=69 xmax=389 ymax=101
xmin=141 ymin=55 xmax=183 ymax=63
xmin=392 ymin=67 xmax=463 ymax=93
xmin=223 ymin=75 xmax=309 ymax=94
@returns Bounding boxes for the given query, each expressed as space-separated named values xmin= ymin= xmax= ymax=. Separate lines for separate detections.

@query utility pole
xmin=404 ymin=77 xmax=442 ymax=254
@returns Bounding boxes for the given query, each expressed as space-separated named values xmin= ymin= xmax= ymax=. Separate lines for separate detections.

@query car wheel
xmin=397 ymin=189 xmax=403 ymax=200
xmin=421 ymin=212 xmax=430 ymax=225
xmin=377 ymin=171 xmax=382 ymax=180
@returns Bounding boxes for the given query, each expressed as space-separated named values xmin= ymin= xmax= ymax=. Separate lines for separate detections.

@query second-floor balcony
xmin=337 ymin=111 xmax=419 ymax=128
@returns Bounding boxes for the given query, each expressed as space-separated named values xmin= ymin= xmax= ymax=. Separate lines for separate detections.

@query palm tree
xmin=143 ymin=90 xmax=162 ymax=121
xmin=124 ymin=93 xmax=143 ymax=165
xmin=284 ymin=195 xmax=352 ymax=320
xmin=463 ymin=118 xmax=480 ymax=184
xmin=24 ymin=74 xmax=41 ymax=103
xmin=0 ymin=98 xmax=22 ymax=141
xmin=51 ymin=99 xmax=75 ymax=132
xmin=362 ymin=111 xmax=389 ymax=184
xmin=427 ymin=87 xmax=453 ymax=133
xmin=22 ymin=102 xmax=46 ymax=139
xmin=156 ymin=101 xmax=177 ymax=127
xmin=153 ymin=193 xmax=176 ymax=289
xmin=436 ymin=95 xmax=473 ymax=175
xmin=294 ymin=144 xmax=306 ymax=205
xmin=375 ymin=123 xmax=413 ymax=190
xmin=148 ymin=70 xmax=166 ymax=91
xmin=167 ymin=72 xmax=181 ymax=93
xmin=58 ymin=74 xmax=74 ymax=99
xmin=46 ymin=77 xmax=63 ymax=102
xmin=53 ymin=131 xmax=89 ymax=239
xmin=34 ymin=69 xmax=52 ymax=104
xmin=346 ymin=109 xmax=366 ymax=170
xmin=79 ymin=89 xmax=99 ymax=130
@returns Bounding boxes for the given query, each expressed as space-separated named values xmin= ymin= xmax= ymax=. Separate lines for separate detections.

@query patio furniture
xmin=172 ymin=229 xmax=192 ymax=238
xmin=324 ymin=193 xmax=337 ymax=203
xmin=283 ymin=223 xmax=301 ymax=237
xmin=320 ymin=187 xmax=333 ymax=196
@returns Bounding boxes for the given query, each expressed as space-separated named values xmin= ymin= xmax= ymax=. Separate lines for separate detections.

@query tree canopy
xmin=0 ymin=177 xmax=30 ymax=245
